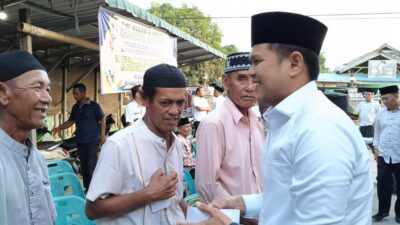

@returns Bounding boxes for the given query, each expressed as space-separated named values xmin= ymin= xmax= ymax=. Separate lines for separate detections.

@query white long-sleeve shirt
xmin=373 ymin=107 xmax=400 ymax=163
xmin=357 ymin=99 xmax=381 ymax=126
xmin=242 ymin=81 xmax=373 ymax=225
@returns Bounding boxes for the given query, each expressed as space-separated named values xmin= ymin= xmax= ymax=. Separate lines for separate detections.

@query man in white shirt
xmin=124 ymin=84 xmax=146 ymax=126
xmin=372 ymin=85 xmax=400 ymax=223
xmin=86 ymin=64 xmax=188 ymax=225
xmin=357 ymin=89 xmax=381 ymax=145
xmin=180 ymin=11 xmax=372 ymax=225
xmin=192 ymin=87 xmax=211 ymax=135
xmin=213 ymin=84 xmax=225 ymax=110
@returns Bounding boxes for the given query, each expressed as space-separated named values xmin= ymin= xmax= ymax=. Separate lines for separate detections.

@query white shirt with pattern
xmin=373 ymin=107 xmax=400 ymax=163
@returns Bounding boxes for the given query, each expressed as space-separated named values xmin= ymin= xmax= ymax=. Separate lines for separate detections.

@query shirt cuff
xmin=242 ymin=194 xmax=262 ymax=219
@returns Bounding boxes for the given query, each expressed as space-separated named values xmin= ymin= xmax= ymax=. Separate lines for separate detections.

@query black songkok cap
xmin=178 ymin=117 xmax=190 ymax=127
xmin=0 ymin=50 xmax=46 ymax=82
xmin=379 ymin=85 xmax=399 ymax=95
xmin=251 ymin=12 xmax=328 ymax=54
xmin=213 ymin=84 xmax=224 ymax=93
xmin=224 ymin=52 xmax=251 ymax=73
xmin=143 ymin=63 xmax=186 ymax=88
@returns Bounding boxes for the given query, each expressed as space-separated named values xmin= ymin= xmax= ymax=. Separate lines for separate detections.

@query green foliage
xmin=149 ymin=3 xmax=237 ymax=85
xmin=319 ymin=52 xmax=330 ymax=73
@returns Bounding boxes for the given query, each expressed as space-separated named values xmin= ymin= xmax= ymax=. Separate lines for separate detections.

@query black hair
xmin=72 ymin=83 xmax=86 ymax=92
xmin=131 ymin=85 xmax=142 ymax=99
xmin=268 ymin=43 xmax=320 ymax=81
xmin=196 ymin=87 xmax=203 ymax=94
xmin=141 ymin=86 xmax=157 ymax=102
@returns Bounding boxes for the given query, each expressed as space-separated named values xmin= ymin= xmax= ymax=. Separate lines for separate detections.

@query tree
xmin=149 ymin=3 xmax=236 ymax=85
xmin=319 ymin=52 xmax=330 ymax=73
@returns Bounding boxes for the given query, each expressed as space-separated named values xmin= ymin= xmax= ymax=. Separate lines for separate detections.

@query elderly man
xmin=195 ymin=52 xmax=264 ymax=207
xmin=86 ymin=64 xmax=188 ymax=225
xmin=0 ymin=50 xmax=56 ymax=225
xmin=181 ymin=11 xmax=372 ymax=225
xmin=372 ymin=85 xmax=400 ymax=223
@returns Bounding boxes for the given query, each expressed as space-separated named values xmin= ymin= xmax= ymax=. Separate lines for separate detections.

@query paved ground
xmin=371 ymin=156 xmax=399 ymax=225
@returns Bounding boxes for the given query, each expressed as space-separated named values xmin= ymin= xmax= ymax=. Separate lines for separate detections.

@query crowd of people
xmin=1 ymin=10 xmax=399 ymax=225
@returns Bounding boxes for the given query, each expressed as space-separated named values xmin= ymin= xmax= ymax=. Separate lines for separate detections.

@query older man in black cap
xmin=86 ymin=63 xmax=188 ymax=225
xmin=180 ymin=11 xmax=372 ymax=225
xmin=0 ymin=50 xmax=56 ymax=225
xmin=372 ymin=85 xmax=400 ymax=223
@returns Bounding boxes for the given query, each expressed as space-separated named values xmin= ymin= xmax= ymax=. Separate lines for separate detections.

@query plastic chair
xmin=50 ymin=172 xmax=85 ymax=199
xmin=47 ymin=160 xmax=75 ymax=176
xmin=53 ymin=196 xmax=96 ymax=225
xmin=191 ymin=142 xmax=197 ymax=158
xmin=184 ymin=193 xmax=201 ymax=206
xmin=183 ymin=168 xmax=196 ymax=195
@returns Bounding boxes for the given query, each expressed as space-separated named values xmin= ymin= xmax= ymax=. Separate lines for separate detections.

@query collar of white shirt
xmin=265 ymin=81 xmax=318 ymax=119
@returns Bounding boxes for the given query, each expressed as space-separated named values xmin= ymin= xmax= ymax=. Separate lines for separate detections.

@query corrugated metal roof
xmin=0 ymin=0 xmax=225 ymax=68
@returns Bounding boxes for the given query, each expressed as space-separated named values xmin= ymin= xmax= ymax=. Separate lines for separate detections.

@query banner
xmin=98 ymin=7 xmax=177 ymax=94
xmin=368 ymin=60 xmax=397 ymax=78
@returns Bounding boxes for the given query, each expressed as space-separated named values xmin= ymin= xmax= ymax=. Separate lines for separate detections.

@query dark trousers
xmin=360 ymin=125 xmax=374 ymax=149
xmin=194 ymin=121 xmax=200 ymax=137
xmin=377 ymin=157 xmax=400 ymax=216
xmin=359 ymin=125 xmax=374 ymax=137
xmin=77 ymin=140 xmax=99 ymax=190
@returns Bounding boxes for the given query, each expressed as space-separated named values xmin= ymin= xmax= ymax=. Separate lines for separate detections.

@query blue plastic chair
xmin=47 ymin=160 xmax=74 ymax=176
xmin=183 ymin=168 xmax=196 ymax=195
xmin=53 ymin=196 xmax=96 ymax=225
xmin=50 ymin=172 xmax=85 ymax=199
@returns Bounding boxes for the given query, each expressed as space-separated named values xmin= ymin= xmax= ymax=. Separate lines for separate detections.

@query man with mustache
xmin=0 ymin=50 xmax=56 ymax=225
xmin=86 ymin=64 xmax=188 ymax=225
xmin=195 ymin=52 xmax=264 ymax=225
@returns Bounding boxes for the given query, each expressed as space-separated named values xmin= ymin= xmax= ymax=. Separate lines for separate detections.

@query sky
xmin=129 ymin=0 xmax=400 ymax=70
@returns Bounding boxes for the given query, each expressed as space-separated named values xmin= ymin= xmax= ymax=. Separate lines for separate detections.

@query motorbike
xmin=37 ymin=114 xmax=117 ymax=174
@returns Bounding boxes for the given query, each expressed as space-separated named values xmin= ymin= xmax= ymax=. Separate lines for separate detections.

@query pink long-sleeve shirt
xmin=195 ymin=97 xmax=264 ymax=203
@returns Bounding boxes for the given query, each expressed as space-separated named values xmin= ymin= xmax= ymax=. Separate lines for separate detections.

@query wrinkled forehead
xmin=155 ymin=87 xmax=187 ymax=99
xmin=7 ymin=69 xmax=50 ymax=86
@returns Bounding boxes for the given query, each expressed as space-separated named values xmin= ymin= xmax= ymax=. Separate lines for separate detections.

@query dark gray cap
xmin=143 ymin=64 xmax=186 ymax=88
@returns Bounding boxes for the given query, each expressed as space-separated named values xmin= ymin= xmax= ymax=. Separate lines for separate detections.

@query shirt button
xmin=31 ymin=192 xmax=34 ymax=195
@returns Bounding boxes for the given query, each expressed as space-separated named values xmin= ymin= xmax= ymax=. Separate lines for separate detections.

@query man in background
xmin=52 ymin=83 xmax=106 ymax=191
xmin=357 ymin=89 xmax=381 ymax=148
xmin=124 ymin=84 xmax=146 ymax=126
xmin=192 ymin=86 xmax=211 ymax=136
xmin=213 ymin=84 xmax=225 ymax=110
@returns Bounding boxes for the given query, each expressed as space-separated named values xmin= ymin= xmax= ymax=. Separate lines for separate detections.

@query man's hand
xmin=178 ymin=203 xmax=232 ymax=225
xmin=373 ymin=148 xmax=379 ymax=161
xmin=210 ymin=196 xmax=246 ymax=215
xmin=145 ymin=169 xmax=178 ymax=201
xmin=51 ymin=127 xmax=61 ymax=137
